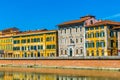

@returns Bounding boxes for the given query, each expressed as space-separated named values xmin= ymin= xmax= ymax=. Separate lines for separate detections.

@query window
xmin=65 ymin=29 xmax=66 ymax=33
xmin=76 ymin=39 xmax=78 ymax=43
xmin=91 ymin=33 xmax=94 ymax=38
xmin=34 ymin=46 xmax=37 ymax=50
xmin=87 ymin=50 xmax=89 ymax=56
xmin=80 ymin=49 xmax=83 ymax=54
xmin=61 ymin=50 xmax=63 ymax=55
xmin=100 ymin=26 xmax=104 ymax=29
xmin=46 ymin=45 xmax=55 ymax=49
xmin=76 ymin=49 xmax=78 ymax=54
xmin=27 ymin=39 xmax=30 ymax=43
xmin=53 ymin=37 xmax=54 ymax=41
xmin=88 ymin=34 xmax=91 ymax=38
xmin=96 ymin=41 xmax=99 ymax=48
xmin=70 ymin=28 xmax=72 ymax=33
xmin=31 ymin=46 xmax=34 ymax=50
xmin=38 ymin=45 xmax=43 ymax=50
xmin=37 ymin=38 xmax=40 ymax=42
xmin=96 ymin=32 xmax=99 ymax=37
xmin=41 ymin=38 xmax=43 ymax=42
xmin=28 ymin=46 xmax=30 ymax=50
xmin=80 ymin=38 xmax=82 ymax=43
xmin=90 ymin=33 xmax=92 ymax=38
xmin=65 ymin=50 xmax=67 ymax=54
xmin=102 ymin=50 xmax=104 ymax=56
xmin=101 ymin=41 xmax=105 ymax=47
xmin=100 ymin=32 xmax=105 ymax=37
xmin=31 ymin=52 xmax=34 ymax=57
xmin=70 ymin=39 xmax=73 ymax=43
xmin=34 ymin=38 xmax=37 ymax=42
xmin=110 ymin=31 xmax=114 ymax=37
xmin=111 ymin=40 xmax=114 ymax=47
xmin=46 ymin=37 xmax=53 ymax=42
xmin=116 ymin=32 xmax=118 ymax=37
xmin=91 ymin=50 xmax=94 ymax=56
xmin=37 ymin=52 xmax=40 ymax=57
xmin=96 ymin=50 xmax=99 ymax=56
xmin=13 ymin=40 xmax=20 ymax=44
xmin=22 ymin=46 xmax=24 ymax=51
xmin=80 ymin=27 xmax=82 ymax=31
xmin=90 ymin=20 xmax=93 ymax=24
xmin=31 ymin=39 xmax=34 ymax=43
xmin=85 ymin=34 xmax=88 ymax=38
xmin=116 ymin=40 xmax=118 ymax=47
xmin=85 ymin=28 xmax=89 ymax=31
xmin=21 ymin=39 xmax=26 ymax=43
xmin=85 ymin=43 xmax=88 ymax=48
xmin=90 ymin=27 xmax=94 ymax=30
xmin=13 ymin=47 xmax=20 ymax=51
xmin=24 ymin=52 xmax=27 ymax=57
xmin=91 ymin=42 xmax=94 ymax=48
xmin=95 ymin=27 xmax=99 ymax=30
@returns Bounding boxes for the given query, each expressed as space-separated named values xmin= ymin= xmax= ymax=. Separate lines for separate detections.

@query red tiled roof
xmin=86 ymin=20 xmax=120 ymax=27
xmin=2 ymin=27 xmax=19 ymax=32
xmin=58 ymin=16 xmax=93 ymax=26
xmin=16 ymin=29 xmax=48 ymax=35
xmin=15 ymin=29 xmax=57 ymax=36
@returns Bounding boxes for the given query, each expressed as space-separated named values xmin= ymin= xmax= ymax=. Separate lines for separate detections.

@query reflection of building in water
xmin=4 ymin=72 xmax=13 ymax=80
xmin=57 ymin=76 xmax=87 ymax=80
xmin=1 ymin=71 xmax=118 ymax=80
xmin=0 ymin=72 xmax=4 ymax=80
xmin=3 ymin=72 xmax=57 ymax=80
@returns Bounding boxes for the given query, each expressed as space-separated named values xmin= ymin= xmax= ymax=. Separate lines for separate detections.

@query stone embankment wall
xmin=0 ymin=59 xmax=120 ymax=68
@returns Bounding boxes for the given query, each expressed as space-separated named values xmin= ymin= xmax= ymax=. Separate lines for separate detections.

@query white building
xmin=112 ymin=26 xmax=120 ymax=56
xmin=58 ymin=15 xmax=97 ymax=57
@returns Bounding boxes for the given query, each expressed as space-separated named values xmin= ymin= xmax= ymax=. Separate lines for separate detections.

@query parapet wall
xmin=0 ymin=59 xmax=120 ymax=68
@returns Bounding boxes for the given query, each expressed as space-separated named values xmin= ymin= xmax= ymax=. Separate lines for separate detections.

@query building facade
xmin=85 ymin=20 xmax=120 ymax=56
xmin=58 ymin=15 xmax=97 ymax=57
xmin=12 ymin=30 xmax=58 ymax=58
xmin=0 ymin=27 xmax=19 ymax=57
xmin=0 ymin=28 xmax=58 ymax=58
xmin=112 ymin=26 xmax=120 ymax=56
xmin=117 ymin=31 xmax=120 ymax=56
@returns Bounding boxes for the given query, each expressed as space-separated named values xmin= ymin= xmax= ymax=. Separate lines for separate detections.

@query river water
xmin=0 ymin=67 xmax=120 ymax=80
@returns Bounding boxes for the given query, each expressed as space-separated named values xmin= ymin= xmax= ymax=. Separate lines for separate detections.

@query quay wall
xmin=0 ymin=58 xmax=120 ymax=68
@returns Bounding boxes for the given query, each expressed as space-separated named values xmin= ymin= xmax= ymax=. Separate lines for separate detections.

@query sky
xmin=0 ymin=0 xmax=120 ymax=31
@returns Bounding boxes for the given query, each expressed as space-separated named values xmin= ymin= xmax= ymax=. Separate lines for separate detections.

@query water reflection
xmin=0 ymin=71 xmax=119 ymax=80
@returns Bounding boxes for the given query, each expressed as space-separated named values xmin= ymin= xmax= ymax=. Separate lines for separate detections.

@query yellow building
xmin=0 ymin=27 xmax=19 ymax=57
xmin=12 ymin=29 xmax=58 ymax=58
xmin=85 ymin=20 xmax=120 ymax=56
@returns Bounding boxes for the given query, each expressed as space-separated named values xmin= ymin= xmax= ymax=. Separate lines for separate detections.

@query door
xmin=70 ymin=48 xmax=73 ymax=57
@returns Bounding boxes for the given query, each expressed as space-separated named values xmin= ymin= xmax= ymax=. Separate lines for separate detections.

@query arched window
xmin=76 ymin=39 xmax=78 ymax=43
xmin=96 ymin=50 xmax=99 ymax=56
xmin=31 ymin=52 xmax=34 ymax=57
xmin=24 ymin=52 xmax=27 ymax=57
xmin=102 ymin=50 xmax=104 ymax=56
xmin=87 ymin=51 xmax=89 ymax=56
xmin=91 ymin=50 xmax=94 ymax=56
xmin=76 ymin=49 xmax=78 ymax=54
xmin=38 ymin=52 xmax=40 ymax=57
xmin=61 ymin=50 xmax=63 ymax=55
xmin=65 ymin=50 xmax=67 ymax=55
